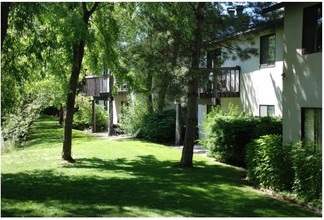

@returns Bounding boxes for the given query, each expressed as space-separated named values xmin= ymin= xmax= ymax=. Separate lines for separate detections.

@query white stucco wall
xmin=221 ymin=27 xmax=284 ymax=117
xmin=197 ymin=26 xmax=284 ymax=139
xmin=113 ymin=93 xmax=128 ymax=125
xmin=282 ymin=3 xmax=322 ymax=143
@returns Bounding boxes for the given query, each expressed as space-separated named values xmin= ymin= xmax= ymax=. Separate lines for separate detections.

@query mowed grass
xmin=1 ymin=116 xmax=320 ymax=217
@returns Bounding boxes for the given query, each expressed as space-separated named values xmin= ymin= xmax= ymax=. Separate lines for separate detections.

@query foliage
xmin=291 ymin=142 xmax=322 ymax=206
xmin=119 ymin=93 xmax=151 ymax=135
xmin=200 ymin=106 xmax=282 ymax=167
xmin=245 ymin=137 xmax=322 ymax=209
xmin=73 ymin=96 xmax=108 ymax=131
xmin=1 ymin=116 xmax=318 ymax=217
xmin=2 ymin=97 xmax=44 ymax=149
xmin=246 ymin=135 xmax=294 ymax=191
xmin=142 ymin=109 xmax=176 ymax=143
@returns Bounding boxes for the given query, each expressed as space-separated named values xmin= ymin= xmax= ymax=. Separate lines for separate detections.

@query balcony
xmin=83 ymin=75 xmax=110 ymax=98
xmin=198 ymin=66 xmax=240 ymax=99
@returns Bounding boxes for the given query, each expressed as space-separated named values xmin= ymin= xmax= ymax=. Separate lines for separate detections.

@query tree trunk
xmin=62 ymin=41 xmax=85 ymax=162
xmin=62 ymin=3 xmax=99 ymax=163
xmin=1 ymin=2 xmax=11 ymax=49
xmin=91 ymin=97 xmax=96 ymax=133
xmin=59 ymin=105 xmax=65 ymax=125
xmin=156 ymin=76 xmax=169 ymax=112
xmin=180 ymin=2 xmax=205 ymax=168
xmin=175 ymin=102 xmax=183 ymax=145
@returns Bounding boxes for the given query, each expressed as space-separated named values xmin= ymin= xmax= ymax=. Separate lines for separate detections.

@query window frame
xmin=301 ymin=107 xmax=322 ymax=150
xmin=260 ymin=33 xmax=276 ymax=68
xmin=302 ymin=3 xmax=322 ymax=55
xmin=259 ymin=105 xmax=275 ymax=117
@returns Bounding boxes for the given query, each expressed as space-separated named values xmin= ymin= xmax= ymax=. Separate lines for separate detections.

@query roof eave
xmin=262 ymin=2 xmax=287 ymax=13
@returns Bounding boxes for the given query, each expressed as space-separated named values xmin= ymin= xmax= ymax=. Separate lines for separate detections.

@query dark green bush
xmin=142 ymin=109 xmax=176 ymax=143
xmin=200 ymin=108 xmax=282 ymax=167
xmin=292 ymin=142 xmax=322 ymax=206
xmin=246 ymin=135 xmax=294 ymax=191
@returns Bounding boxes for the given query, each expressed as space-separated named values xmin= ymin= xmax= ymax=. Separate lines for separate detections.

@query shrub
xmin=292 ymin=142 xmax=322 ymax=206
xmin=73 ymin=96 xmax=107 ymax=131
xmin=200 ymin=107 xmax=282 ymax=167
xmin=142 ymin=109 xmax=176 ymax=143
xmin=1 ymin=95 xmax=48 ymax=150
xmin=246 ymin=135 xmax=294 ymax=191
xmin=119 ymin=94 xmax=150 ymax=135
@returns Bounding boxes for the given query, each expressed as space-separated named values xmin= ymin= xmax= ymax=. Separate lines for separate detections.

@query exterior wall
xmin=197 ymin=26 xmax=284 ymax=139
xmin=113 ymin=93 xmax=128 ymax=125
xmin=282 ymin=3 xmax=322 ymax=143
xmin=220 ymin=97 xmax=243 ymax=112
xmin=197 ymin=104 xmax=207 ymax=138
xmin=221 ymin=27 xmax=284 ymax=117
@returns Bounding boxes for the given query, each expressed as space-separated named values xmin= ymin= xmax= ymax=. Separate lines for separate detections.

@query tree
xmin=1 ymin=2 xmax=11 ymax=48
xmin=115 ymin=2 xmax=269 ymax=167
xmin=61 ymin=3 xmax=99 ymax=162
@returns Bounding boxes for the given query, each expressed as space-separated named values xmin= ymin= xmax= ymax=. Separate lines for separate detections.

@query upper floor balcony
xmin=198 ymin=66 xmax=240 ymax=99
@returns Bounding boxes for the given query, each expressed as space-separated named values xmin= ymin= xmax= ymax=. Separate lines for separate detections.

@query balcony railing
xmin=198 ymin=66 xmax=240 ymax=99
xmin=83 ymin=75 xmax=110 ymax=98
xmin=83 ymin=75 xmax=128 ymax=98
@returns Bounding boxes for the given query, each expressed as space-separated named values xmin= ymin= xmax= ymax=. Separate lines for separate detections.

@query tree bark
xmin=175 ymin=102 xmax=183 ymax=145
xmin=180 ymin=2 xmax=205 ymax=168
xmin=62 ymin=2 xmax=99 ymax=163
xmin=1 ymin=2 xmax=11 ymax=49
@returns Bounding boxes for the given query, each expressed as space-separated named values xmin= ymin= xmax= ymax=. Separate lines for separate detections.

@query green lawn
xmin=1 ymin=116 xmax=320 ymax=217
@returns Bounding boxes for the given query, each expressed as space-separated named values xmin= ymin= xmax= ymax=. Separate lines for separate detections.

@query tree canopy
xmin=2 ymin=2 xmax=278 ymax=166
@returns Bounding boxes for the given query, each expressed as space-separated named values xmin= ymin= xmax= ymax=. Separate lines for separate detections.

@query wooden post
xmin=91 ymin=96 xmax=96 ymax=133
xmin=107 ymin=74 xmax=114 ymax=136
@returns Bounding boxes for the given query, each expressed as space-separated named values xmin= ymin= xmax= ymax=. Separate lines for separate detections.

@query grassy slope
xmin=1 ymin=116 xmax=319 ymax=217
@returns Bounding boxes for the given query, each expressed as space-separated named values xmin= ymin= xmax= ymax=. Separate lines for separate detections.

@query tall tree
xmin=180 ymin=2 xmax=206 ymax=167
xmin=62 ymin=3 xmax=99 ymax=162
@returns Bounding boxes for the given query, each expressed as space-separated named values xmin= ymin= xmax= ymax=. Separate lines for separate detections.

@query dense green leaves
xmin=200 ymin=107 xmax=282 ymax=167
xmin=292 ymin=142 xmax=322 ymax=206
xmin=246 ymin=137 xmax=322 ymax=209
xmin=246 ymin=135 xmax=294 ymax=191
xmin=142 ymin=109 xmax=176 ymax=143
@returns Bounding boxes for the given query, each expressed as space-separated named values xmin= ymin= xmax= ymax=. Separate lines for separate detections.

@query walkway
xmin=89 ymin=132 xmax=208 ymax=157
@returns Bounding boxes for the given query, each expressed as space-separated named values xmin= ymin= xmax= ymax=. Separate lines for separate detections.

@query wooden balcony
xmin=83 ymin=75 xmax=110 ymax=99
xmin=198 ymin=66 xmax=240 ymax=99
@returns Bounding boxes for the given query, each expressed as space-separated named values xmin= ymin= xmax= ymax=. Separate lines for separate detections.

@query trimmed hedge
xmin=200 ymin=112 xmax=282 ymax=167
xmin=246 ymin=135 xmax=294 ymax=191
xmin=246 ymin=136 xmax=322 ymax=208
xmin=142 ymin=109 xmax=176 ymax=143
xmin=292 ymin=142 xmax=322 ymax=206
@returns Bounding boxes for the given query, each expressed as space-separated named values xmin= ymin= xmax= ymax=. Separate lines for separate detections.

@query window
xmin=260 ymin=34 xmax=276 ymax=67
xmin=302 ymin=3 xmax=322 ymax=54
xmin=259 ymin=105 xmax=275 ymax=117
xmin=302 ymin=108 xmax=322 ymax=149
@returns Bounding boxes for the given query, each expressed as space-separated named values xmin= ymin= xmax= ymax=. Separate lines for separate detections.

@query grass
xmin=1 ymin=116 xmax=320 ymax=217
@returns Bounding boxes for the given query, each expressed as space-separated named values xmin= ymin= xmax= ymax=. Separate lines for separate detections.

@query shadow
xmin=2 ymin=155 xmax=318 ymax=217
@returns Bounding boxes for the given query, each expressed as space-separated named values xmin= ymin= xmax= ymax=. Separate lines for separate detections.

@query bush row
xmin=247 ymin=135 xmax=322 ymax=208
xmin=2 ymin=98 xmax=44 ymax=149
xmin=200 ymin=109 xmax=282 ymax=167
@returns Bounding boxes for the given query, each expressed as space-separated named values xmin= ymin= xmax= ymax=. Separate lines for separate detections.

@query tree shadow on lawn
xmin=1 ymin=155 xmax=318 ymax=217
